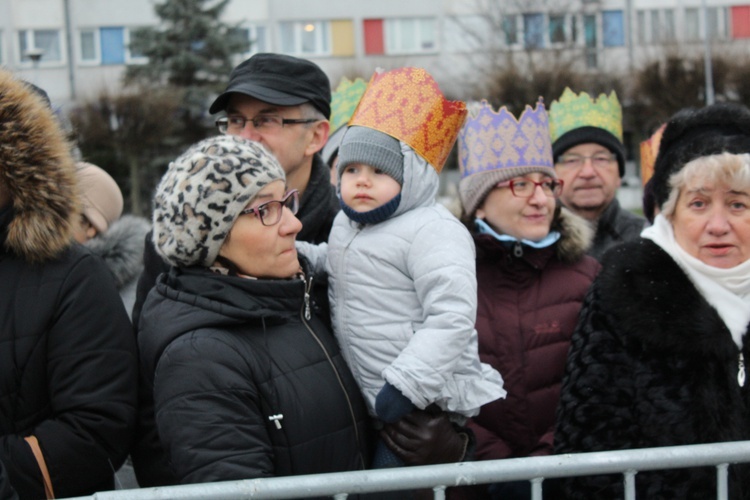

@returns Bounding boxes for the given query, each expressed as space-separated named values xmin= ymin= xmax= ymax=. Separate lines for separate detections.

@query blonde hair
xmin=662 ymin=152 xmax=750 ymax=219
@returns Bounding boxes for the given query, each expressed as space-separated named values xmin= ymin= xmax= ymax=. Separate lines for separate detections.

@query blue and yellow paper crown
xmin=459 ymin=99 xmax=553 ymax=179
xmin=549 ymin=88 xmax=623 ymax=144
xmin=329 ymin=77 xmax=368 ymax=135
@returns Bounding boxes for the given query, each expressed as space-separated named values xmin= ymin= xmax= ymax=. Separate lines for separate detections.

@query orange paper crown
xmin=348 ymin=67 xmax=467 ymax=172
xmin=640 ymin=124 xmax=666 ymax=186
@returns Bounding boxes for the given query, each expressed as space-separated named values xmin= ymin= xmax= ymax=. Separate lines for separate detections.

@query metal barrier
xmin=66 ymin=441 xmax=750 ymax=500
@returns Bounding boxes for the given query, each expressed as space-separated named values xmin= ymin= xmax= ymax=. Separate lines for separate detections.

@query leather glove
xmin=375 ymin=382 xmax=414 ymax=423
xmin=380 ymin=408 xmax=471 ymax=466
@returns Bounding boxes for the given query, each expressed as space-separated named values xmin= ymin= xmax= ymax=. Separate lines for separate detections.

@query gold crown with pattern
xmin=329 ymin=77 xmax=368 ymax=135
xmin=549 ymin=88 xmax=623 ymax=143
xmin=640 ymin=124 xmax=666 ymax=186
xmin=348 ymin=67 xmax=467 ymax=172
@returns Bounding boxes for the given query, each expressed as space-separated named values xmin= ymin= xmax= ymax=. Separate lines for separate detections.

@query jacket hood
xmin=551 ymin=207 xmax=594 ymax=263
xmin=390 ymin=141 xmax=440 ymax=218
xmin=0 ymin=69 xmax=79 ymax=262
xmin=84 ymin=215 xmax=150 ymax=289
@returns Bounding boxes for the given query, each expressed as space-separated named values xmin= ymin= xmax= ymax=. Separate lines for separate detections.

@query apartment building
xmin=1 ymin=0 xmax=749 ymax=107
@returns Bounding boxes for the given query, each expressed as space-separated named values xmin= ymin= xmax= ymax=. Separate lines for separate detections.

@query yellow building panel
xmin=331 ymin=19 xmax=355 ymax=57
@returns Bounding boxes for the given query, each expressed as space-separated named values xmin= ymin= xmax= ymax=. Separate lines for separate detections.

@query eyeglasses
xmin=216 ymin=115 xmax=319 ymax=134
xmin=556 ymin=152 xmax=617 ymax=169
xmin=239 ymin=189 xmax=299 ymax=226
xmin=496 ymin=178 xmax=564 ymax=198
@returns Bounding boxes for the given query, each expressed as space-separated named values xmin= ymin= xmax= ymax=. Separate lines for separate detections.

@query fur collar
xmin=0 ymin=69 xmax=78 ymax=262
xmin=552 ymin=207 xmax=594 ymax=263
xmin=596 ymin=239 xmax=741 ymax=358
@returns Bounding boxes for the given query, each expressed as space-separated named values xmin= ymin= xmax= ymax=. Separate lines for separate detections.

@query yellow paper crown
xmin=329 ymin=77 xmax=368 ymax=135
xmin=348 ymin=67 xmax=467 ymax=172
xmin=549 ymin=88 xmax=623 ymax=143
xmin=640 ymin=124 xmax=666 ymax=186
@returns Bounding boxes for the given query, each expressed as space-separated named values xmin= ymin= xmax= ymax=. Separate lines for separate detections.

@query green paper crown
xmin=549 ymin=87 xmax=623 ymax=143
xmin=329 ymin=77 xmax=368 ymax=134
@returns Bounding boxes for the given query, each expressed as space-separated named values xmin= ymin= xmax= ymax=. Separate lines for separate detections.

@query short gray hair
xmin=662 ymin=152 xmax=750 ymax=219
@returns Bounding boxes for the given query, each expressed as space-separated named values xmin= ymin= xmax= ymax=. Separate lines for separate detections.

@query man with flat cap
xmin=131 ymin=53 xmax=338 ymax=486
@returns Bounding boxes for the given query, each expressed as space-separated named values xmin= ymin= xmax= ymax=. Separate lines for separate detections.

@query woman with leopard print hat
xmin=137 ymin=135 xmax=370 ymax=485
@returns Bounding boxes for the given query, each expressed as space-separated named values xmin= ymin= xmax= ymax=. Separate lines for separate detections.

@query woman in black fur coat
xmin=555 ymin=103 xmax=750 ymax=499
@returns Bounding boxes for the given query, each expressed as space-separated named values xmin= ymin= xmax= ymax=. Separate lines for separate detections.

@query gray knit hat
xmin=337 ymin=126 xmax=403 ymax=185
xmin=152 ymin=135 xmax=285 ymax=268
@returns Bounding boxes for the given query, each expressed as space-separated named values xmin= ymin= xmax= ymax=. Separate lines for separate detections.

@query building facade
xmin=1 ymin=0 xmax=749 ymax=108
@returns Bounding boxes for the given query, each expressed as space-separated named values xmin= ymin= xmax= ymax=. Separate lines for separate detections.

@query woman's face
xmin=672 ymin=180 xmax=750 ymax=268
xmin=218 ymin=180 xmax=303 ymax=278
xmin=476 ymin=172 xmax=557 ymax=242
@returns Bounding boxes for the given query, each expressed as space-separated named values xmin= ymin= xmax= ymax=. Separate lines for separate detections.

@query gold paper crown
xmin=549 ymin=88 xmax=623 ymax=143
xmin=640 ymin=124 xmax=666 ymax=186
xmin=348 ymin=67 xmax=467 ymax=172
xmin=329 ymin=77 xmax=368 ymax=135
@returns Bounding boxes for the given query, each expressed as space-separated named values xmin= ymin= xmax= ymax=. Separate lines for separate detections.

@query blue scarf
xmin=475 ymin=218 xmax=560 ymax=249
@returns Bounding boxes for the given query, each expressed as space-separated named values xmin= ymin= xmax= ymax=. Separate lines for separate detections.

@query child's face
xmin=340 ymin=163 xmax=402 ymax=212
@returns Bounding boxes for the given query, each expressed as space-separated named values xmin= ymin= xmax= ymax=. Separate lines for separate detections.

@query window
xmin=78 ymin=27 xmax=146 ymax=65
xmin=18 ymin=29 xmax=62 ymax=63
xmin=602 ymin=10 xmax=624 ymax=47
xmin=663 ymin=9 xmax=675 ymax=42
xmin=384 ymin=18 xmax=436 ymax=54
xmin=231 ymin=25 xmax=268 ymax=56
xmin=523 ymin=13 xmax=545 ymax=49
xmin=584 ymin=14 xmax=597 ymax=69
xmin=708 ymin=7 xmax=728 ymax=39
xmin=549 ymin=14 xmax=566 ymax=44
xmin=650 ymin=10 xmax=660 ymax=43
xmin=79 ymin=29 xmax=98 ymax=62
xmin=686 ymin=8 xmax=700 ymax=41
xmin=280 ymin=20 xmax=330 ymax=56
xmin=503 ymin=15 xmax=519 ymax=46
xmin=637 ymin=10 xmax=646 ymax=44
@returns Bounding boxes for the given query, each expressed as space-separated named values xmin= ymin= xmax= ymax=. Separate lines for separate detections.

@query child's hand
xmin=380 ymin=410 xmax=471 ymax=465
xmin=375 ymin=383 xmax=414 ymax=423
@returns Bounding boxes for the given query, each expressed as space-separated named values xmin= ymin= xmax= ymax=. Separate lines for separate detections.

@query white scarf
xmin=641 ymin=214 xmax=750 ymax=348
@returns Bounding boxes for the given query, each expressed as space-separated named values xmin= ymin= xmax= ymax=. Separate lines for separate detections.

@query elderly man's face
xmin=672 ymin=180 xmax=750 ymax=268
xmin=224 ymin=94 xmax=326 ymax=182
xmin=555 ymin=142 xmax=621 ymax=220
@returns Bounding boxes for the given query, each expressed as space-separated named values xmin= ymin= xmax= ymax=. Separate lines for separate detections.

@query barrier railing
xmin=65 ymin=440 xmax=750 ymax=500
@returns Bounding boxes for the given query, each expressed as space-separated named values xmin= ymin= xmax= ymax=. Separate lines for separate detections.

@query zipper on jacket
xmin=303 ymin=275 xmax=313 ymax=321
xmin=299 ymin=284 xmax=366 ymax=470
xmin=513 ymin=241 xmax=523 ymax=258
xmin=739 ymin=353 xmax=746 ymax=387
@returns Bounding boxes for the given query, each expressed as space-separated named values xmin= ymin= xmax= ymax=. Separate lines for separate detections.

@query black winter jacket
xmin=0 ymin=70 xmax=137 ymax=499
xmin=138 ymin=264 xmax=370 ymax=483
xmin=588 ymin=198 xmax=645 ymax=261
xmin=555 ymin=239 xmax=750 ymax=499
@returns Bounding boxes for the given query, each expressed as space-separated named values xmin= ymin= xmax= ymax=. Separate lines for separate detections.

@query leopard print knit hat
xmin=152 ymin=135 xmax=285 ymax=268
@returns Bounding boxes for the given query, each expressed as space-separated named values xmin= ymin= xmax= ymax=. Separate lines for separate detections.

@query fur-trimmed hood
xmin=0 ymin=69 xmax=78 ymax=262
xmin=85 ymin=215 xmax=150 ymax=289
xmin=550 ymin=206 xmax=594 ymax=263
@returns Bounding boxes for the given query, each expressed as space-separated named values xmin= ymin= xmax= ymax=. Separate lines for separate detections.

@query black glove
xmin=380 ymin=408 xmax=471 ymax=466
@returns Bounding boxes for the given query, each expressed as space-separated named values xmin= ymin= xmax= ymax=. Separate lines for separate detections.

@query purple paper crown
xmin=458 ymin=99 xmax=553 ymax=179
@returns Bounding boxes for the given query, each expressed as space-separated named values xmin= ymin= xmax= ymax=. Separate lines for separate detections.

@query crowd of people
xmin=2 ymin=49 xmax=750 ymax=500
